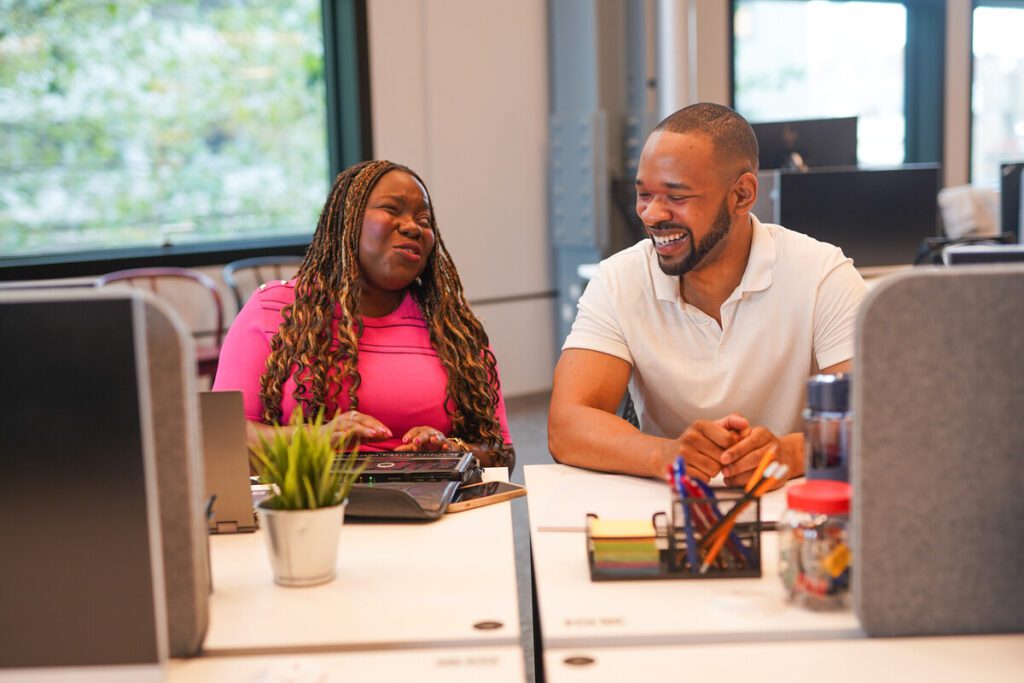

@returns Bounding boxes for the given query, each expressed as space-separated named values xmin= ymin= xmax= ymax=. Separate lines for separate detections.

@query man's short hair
xmin=654 ymin=103 xmax=759 ymax=174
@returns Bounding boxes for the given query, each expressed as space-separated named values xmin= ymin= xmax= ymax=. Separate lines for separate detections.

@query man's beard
xmin=653 ymin=199 xmax=732 ymax=277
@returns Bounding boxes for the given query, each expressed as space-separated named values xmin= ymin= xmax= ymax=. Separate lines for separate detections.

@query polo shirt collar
xmin=734 ymin=214 xmax=776 ymax=297
xmin=649 ymin=214 xmax=777 ymax=303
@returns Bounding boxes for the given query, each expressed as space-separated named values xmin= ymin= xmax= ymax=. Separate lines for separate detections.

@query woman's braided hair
xmin=258 ymin=160 xmax=505 ymax=447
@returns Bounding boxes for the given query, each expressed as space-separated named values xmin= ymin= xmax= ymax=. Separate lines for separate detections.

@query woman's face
xmin=358 ymin=170 xmax=436 ymax=293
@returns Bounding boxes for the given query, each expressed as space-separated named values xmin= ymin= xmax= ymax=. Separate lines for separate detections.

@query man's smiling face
xmin=635 ymin=131 xmax=737 ymax=277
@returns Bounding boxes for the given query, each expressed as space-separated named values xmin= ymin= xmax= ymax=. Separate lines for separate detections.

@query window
xmin=0 ymin=0 xmax=369 ymax=275
xmin=972 ymin=2 xmax=1024 ymax=186
xmin=732 ymin=0 xmax=942 ymax=168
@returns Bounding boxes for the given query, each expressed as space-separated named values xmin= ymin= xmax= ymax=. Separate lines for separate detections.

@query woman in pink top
xmin=214 ymin=160 xmax=514 ymax=469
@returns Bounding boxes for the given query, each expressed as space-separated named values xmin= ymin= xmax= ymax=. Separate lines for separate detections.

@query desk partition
xmin=854 ymin=264 xmax=1024 ymax=636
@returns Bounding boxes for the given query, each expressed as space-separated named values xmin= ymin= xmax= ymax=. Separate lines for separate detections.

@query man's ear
xmin=732 ymin=172 xmax=758 ymax=214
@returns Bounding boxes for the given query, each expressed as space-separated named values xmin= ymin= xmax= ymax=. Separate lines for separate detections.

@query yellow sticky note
xmin=589 ymin=518 xmax=655 ymax=539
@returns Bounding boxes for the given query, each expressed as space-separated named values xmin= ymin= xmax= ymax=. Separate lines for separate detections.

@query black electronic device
xmin=334 ymin=450 xmax=479 ymax=484
xmin=941 ymin=243 xmax=1024 ymax=265
xmin=751 ymin=116 xmax=858 ymax=171
xmin=777 ymin=163 xmax=941 ymax=267
xmin=346 ymin=481 xmax=462 ymax=520
xmin=999 ymin=161 xmax=1024 ymax=241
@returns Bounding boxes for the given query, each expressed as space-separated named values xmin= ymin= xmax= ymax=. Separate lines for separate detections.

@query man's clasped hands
xmin=663 ymin=413 xmax=798 ymax=487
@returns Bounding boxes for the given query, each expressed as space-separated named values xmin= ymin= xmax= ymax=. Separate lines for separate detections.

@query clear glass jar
xmin=778 ymin=480 xmax=852 ymax=610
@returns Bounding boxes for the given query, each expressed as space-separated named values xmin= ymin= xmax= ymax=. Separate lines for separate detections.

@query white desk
xmin=525 ymin=464 xmax=861 ymax=648
xmin=202 ymin=470 xmax=520 ymax=655
xmin=171 ymin=646 xmax=525 ymax=682
xmin=543 ymin=635 xmax=1024 ymax=682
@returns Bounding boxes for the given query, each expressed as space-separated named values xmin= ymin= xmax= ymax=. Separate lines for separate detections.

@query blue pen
xmin=674 ymin=456 xmax=700 ymax=571
xmin=695 ymin=479 xmax=754 ymax=567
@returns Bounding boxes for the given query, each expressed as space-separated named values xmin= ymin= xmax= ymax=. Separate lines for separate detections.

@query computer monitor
xmin=941 ymin=243 xmax=1024 ymax=265
xmin=751 ymin=116 xmax=858 ymax=171
xmin=0 ymin=290 xmax=168 ymax=676
xmin=775 ymin=163 xmax=941 ymax=267
xmin=999 ymin=161 xmax=1024 ymax=242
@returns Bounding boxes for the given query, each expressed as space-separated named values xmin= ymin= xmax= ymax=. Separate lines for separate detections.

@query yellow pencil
xmin=699 ymin=524 xmax=731 ymax=573
xmin=744 ymin=447 xmax=777 ymax=493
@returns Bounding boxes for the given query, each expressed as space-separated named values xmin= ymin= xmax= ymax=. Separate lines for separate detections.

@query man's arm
xmin=548 ymin=349 xmax=738 ymax=480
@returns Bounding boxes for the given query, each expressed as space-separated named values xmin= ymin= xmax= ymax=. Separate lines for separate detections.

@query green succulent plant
xmin=251 ymin=407 xmax=368 ymax=511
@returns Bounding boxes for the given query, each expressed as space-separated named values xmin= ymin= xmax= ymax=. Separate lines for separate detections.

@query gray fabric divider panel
xmin=853 ymin=265 xmax=1024 ymax=636
xmin=142 ymin=296 xmax=211 ymax=656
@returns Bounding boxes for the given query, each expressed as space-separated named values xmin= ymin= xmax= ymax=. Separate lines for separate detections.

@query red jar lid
xmin=786 ymin=480 xmax=851 ymax=515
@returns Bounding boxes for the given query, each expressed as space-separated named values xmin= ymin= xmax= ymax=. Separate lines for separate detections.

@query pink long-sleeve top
xmin=213 ymin=281 xmax=512 ymax=451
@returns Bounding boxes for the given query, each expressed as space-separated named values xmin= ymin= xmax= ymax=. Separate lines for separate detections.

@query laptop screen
xmin=0 ymin=294 xmax=165 ymax=668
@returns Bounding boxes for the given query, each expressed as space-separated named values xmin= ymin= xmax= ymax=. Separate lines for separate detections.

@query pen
xmin=699 ymin=466 xmax=788 ymax=573
xmin=674 ymin=456 xmax=700 ymax=571
xmin=693 ymin=479 xmax=754 ymax=567
xmin=700 ymin=463 xmax=788 ymax=551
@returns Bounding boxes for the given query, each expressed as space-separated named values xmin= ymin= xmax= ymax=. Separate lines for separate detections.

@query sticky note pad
xmin=589 ymin=518 xmax=655 ymax=539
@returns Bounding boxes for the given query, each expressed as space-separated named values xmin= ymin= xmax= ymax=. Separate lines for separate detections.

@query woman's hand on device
xmin=395 ymin=426 xmax=449 ymax=451
xmin=330 ymin=410 xmax=392 ymax=443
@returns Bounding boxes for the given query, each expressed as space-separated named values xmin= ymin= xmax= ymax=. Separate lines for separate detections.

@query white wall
xmin=367 ymin=0 xmax=553 ymax=397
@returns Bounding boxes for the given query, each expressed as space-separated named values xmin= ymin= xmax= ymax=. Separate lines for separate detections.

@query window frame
xmin=0 ymin=0 xmax=372 ymax=282
xmin=729 ymin=0 xmax=945 ymax=167
xmin=970 ymin=0 xmax=1024 ymax=184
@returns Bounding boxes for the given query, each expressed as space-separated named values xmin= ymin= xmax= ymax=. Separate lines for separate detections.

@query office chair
xmin=620 ymin=393 xmax=639 ymax=428
xmin=222 ymin=255 xmax=304 ymax=312
xmin=96 ymin=267 xmax=224 ymax=381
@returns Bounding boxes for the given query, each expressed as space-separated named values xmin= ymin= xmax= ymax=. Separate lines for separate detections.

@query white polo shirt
xmin=564 ymin=216 xmax=867 ymax=438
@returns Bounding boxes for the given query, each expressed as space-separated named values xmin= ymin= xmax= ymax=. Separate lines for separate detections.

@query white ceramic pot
xmin=258 ymin=501 xmax=346 ymax=587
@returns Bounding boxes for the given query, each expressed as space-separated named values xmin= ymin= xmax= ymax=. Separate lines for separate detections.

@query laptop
xmin=199 ymin=391 xmax=257 ymax=533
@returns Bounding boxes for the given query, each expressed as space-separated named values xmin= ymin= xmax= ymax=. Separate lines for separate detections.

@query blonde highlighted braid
xmin=258 ymin=160 xmax=506 ymax=448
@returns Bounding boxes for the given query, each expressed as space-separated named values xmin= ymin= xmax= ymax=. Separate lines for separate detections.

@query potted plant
xmin=250 ymin=407 xmax=367 ymax=587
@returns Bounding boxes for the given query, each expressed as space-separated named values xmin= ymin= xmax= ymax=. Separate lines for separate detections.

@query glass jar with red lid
xmin=778 ymin=480 xmax=852 ymax=610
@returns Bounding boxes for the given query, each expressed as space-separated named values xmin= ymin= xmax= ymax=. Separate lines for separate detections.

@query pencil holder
xmin=584 ymin=487 xmax=762 ymax=581
xmin=667 ymin=487 xmax=762 ymax=579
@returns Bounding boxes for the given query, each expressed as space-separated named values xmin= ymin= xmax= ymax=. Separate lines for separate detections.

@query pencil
xmin=693 ymin=478 xmax=754 ymax=566
xmin=744 ymin=447 xmax=777 ymax=493
xmin=699 ymin=463 xmax=788 ymax=550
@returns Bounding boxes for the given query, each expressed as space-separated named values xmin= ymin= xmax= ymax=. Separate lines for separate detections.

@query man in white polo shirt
xmin=548 ymin=103 xmax=866 ymax=484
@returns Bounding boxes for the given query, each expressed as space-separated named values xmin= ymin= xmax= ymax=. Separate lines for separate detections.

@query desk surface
xmin=543 ymin=635 xmax=1024 ymax=682
xmin=171 ymin=646 xmax=525 ymax=682
xmin=202 ymin=470 xmax=520 ymax=655
xmin=525 ymin=464 xmax=861 ymax=648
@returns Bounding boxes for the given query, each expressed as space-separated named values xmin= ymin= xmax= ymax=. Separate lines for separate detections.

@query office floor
xmin=505 ymin=391 xmax=552 ymax=683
